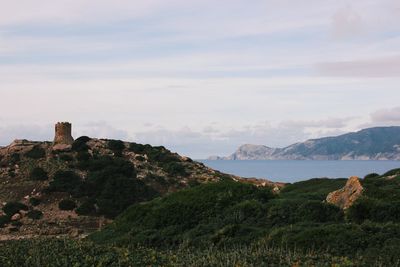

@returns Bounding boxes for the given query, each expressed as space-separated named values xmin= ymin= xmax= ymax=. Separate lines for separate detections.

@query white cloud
xmin=331 ymin=5 xmax=364 ymax=40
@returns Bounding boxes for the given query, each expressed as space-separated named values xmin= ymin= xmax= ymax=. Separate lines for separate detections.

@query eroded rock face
xmin=326 ymin=176 xmax=363 ymax=209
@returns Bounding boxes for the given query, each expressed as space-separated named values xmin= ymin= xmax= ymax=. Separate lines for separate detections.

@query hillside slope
xmin=0 ymin=137 xmax=242 ymax=240
xmin=210 ymin=126 xmax=400 ymax=160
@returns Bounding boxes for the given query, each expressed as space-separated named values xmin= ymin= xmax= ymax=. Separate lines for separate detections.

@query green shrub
xmin=77 ymin=151 xmax=91 ymax=162
xmin=59 ymin=154 xmax=73 ymax=161
xmin=295 ymin=201 xmax=343 ymax=223
xmin=162 ymin=162 xmax=187 ymax=176
xmin=76 ymin=200 xmax=97 ymax=216
xmin=27 ymin=210 xmax=43 ymax=220
xmin=96 ymin=176 xmax=157 ymax=218
xmin=347 ymin=197 xmax=400 ymax=223
xmin=267 ymin=199 xmax=300 ymax=226
xmin=49 ymin=170 xmax=82 ymax=194
xmin=383 ymin=168 xmax=400 ymax=177
xmin=29 ymin=167 xmax=48 ymax=181
xmin=129 ymin=143 xmax=146 ymax=154
xmin=58 ymin=199 xmax=77 ymax=211
xmin=280 ymin=178 xmax=347 ymax=201
xmin=10 ymin=153 xmax=20 ymax=164
xmin=2 ymin=202 xmax=28 ymax=216
xmin=364 ymin=173 xmax=380 ymax=180
xmin=107 ymin=140 xmax=125 ymax=156
xmin=11 ymin=221 xmax=22 ymax=227
xmin=0 ymin=215 xmax=10 ymax=228
xmin=25 ymin=146 xmax=46 ymax=159
xmin=71 ymin=136 xmax=91 ymax=152
xmin=90 ymin=180 xmax=274 ymax=245
xmin=29 ymin=198 xmax=41 ymax=206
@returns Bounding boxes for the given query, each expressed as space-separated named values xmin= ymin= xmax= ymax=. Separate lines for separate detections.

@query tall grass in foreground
xmin=0 ymin=238 xmax=396 ymax=267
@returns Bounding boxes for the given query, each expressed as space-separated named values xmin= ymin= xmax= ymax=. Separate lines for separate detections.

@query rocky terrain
xmin=0 ymin=132 xmax=282 ymax=240
xmin=210 ymin=126 xmax=400 ymax=160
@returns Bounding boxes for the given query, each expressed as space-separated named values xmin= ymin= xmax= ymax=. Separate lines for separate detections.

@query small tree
xmin=58 ymin=199 xmax=77 ymax=211
xmin=25 ymin=146 xmax=46 ymax=159
xmin=2 ymin=202 xmax=28 ymax=216
xmin=29 ymin=167 xmax=48 ymax=181
xmin=27 ymin=210 xmax=43 ymax=220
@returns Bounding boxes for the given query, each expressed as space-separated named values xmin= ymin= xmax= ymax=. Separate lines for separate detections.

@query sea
xmin=200 ymin=160 xmax=400 ymax=183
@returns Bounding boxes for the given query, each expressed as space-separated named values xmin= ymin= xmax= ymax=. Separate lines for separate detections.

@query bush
xmin=59 ymin=154 xmax=73 ymax=161
xmin=11 ymin=221 xmax=22 ymax=227
xmin=347 ymin=198 xmax=400 ymax=223
xmin=76 ymin=200 xmax=97 ymax=216
xmin=58 ymin=199 xmax=77 ymax=211
xmin=0 ymin=215 xmax=10 ymax=228
xmin=29 ymin=167 xmax=48 ymax=181
xmin=10 ymin=153 xmax=20 ymax=164
xmin=107 ymin=140 xmax=125 ymax=156
xmin=364 ymin=173 xmax=380 ymax=180
xmin=97 ymin=176 xmax=157 ymax=218
xmin=25 ymin=146 xmax=46 ymax=159
xmin=162 ymin=162 xmax=187 ymax=176
xmin=295 ymin=201 xmax=343 ymax=223
xmin=29 ymin=198 xmax=41 ymax=206
xmin=77 ymin=151 xmax=91 ymax=162
xmin=49 ymin=170 xmax=82 ymax=194
xmin=280 ymin=178 xmax=347 ymax=201
xmin=2 ymin=202 xmax=28 ymax=216
xmin=27 ymin=210 xmax=43 ymax=220
xmin=383 ymin=168 xmax=400 ymax=177
xmin=129 ymin=143 xmax=146 ymax=154
xmin=71 ymin=136 xmax=91 ymax=152
xmin=90 ymin=180 xmax=274 ymax=245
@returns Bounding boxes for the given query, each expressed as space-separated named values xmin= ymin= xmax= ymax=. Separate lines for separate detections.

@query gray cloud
xmin=316 ymin=56 xmax=400 ymax=77
xmin=132 ymin=117 xmax=362 ymax=158
xmin=370 ymin=106 xmax=400 ymax=125
xmin=77 ymin=121 xmax=130 ymax=141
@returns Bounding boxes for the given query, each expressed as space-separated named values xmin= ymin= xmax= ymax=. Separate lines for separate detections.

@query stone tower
xmin=53 ymin=122 xmax=74 ymax=145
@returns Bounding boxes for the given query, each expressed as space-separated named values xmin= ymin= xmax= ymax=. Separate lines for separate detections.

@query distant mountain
xmin=209 ymin=127 xmax=400 ymax=160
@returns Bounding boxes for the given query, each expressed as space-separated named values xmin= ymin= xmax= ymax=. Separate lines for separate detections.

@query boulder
xmin=52 ymin=144 xmax=72 ymax=152
xmin=326 ymin=176 xmax=363 ymax=209
xmin=11 ymin=213 xmax=21 ymax=221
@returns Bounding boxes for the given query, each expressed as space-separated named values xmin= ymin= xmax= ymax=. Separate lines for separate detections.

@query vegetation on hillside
xmin=89 ymin=170 xmax=400 ymax=265
xmin=1 ymin=134 xmax=400 ymax=266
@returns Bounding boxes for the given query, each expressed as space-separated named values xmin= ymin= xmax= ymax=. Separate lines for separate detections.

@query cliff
xmin=209 ymin=126 xmax=400 ymax=160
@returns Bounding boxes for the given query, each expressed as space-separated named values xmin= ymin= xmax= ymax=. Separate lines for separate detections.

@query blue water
xmin=200 ymin=160 xmax=400 ymax=183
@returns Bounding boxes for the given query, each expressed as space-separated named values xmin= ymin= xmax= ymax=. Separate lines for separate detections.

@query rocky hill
xmin=0 ymin=122 xmax=283 ymax=241
xmin=210 ymin=126 xmax=400 ymax=160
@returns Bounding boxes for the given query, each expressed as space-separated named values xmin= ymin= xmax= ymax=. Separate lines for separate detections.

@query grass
xmin=0 ymin=238 xmax=385 ymax=267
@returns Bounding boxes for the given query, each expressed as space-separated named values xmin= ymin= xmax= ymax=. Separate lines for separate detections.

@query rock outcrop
xmin=326 ymin=176 xmax=363 ymax=209
xmin=209 ymin=126 xmax=400 ymax=160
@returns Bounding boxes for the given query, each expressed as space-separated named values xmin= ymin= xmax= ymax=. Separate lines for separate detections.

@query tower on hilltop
xmin=53 ymin=122 xmax=74 ymax=145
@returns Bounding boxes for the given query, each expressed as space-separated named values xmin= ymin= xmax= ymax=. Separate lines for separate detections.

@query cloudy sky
xmin=0 ymin=0 xmax=399 ymax=158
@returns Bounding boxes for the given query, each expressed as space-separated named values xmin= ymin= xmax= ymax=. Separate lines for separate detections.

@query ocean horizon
xmin=200 ymin=160 xmax=400 ymax=183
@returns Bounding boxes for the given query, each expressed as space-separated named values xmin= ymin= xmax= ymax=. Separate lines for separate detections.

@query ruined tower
xmin=53 ymin=122 xmax=74 ymax=145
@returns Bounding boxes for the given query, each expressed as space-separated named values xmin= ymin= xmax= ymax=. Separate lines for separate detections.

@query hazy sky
xmin=0 ymin=0 xmax=400 ymax=158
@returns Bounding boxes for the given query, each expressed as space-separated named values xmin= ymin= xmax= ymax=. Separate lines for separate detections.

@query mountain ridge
xmin=209 ymin=126 xmax=400 ymax=160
